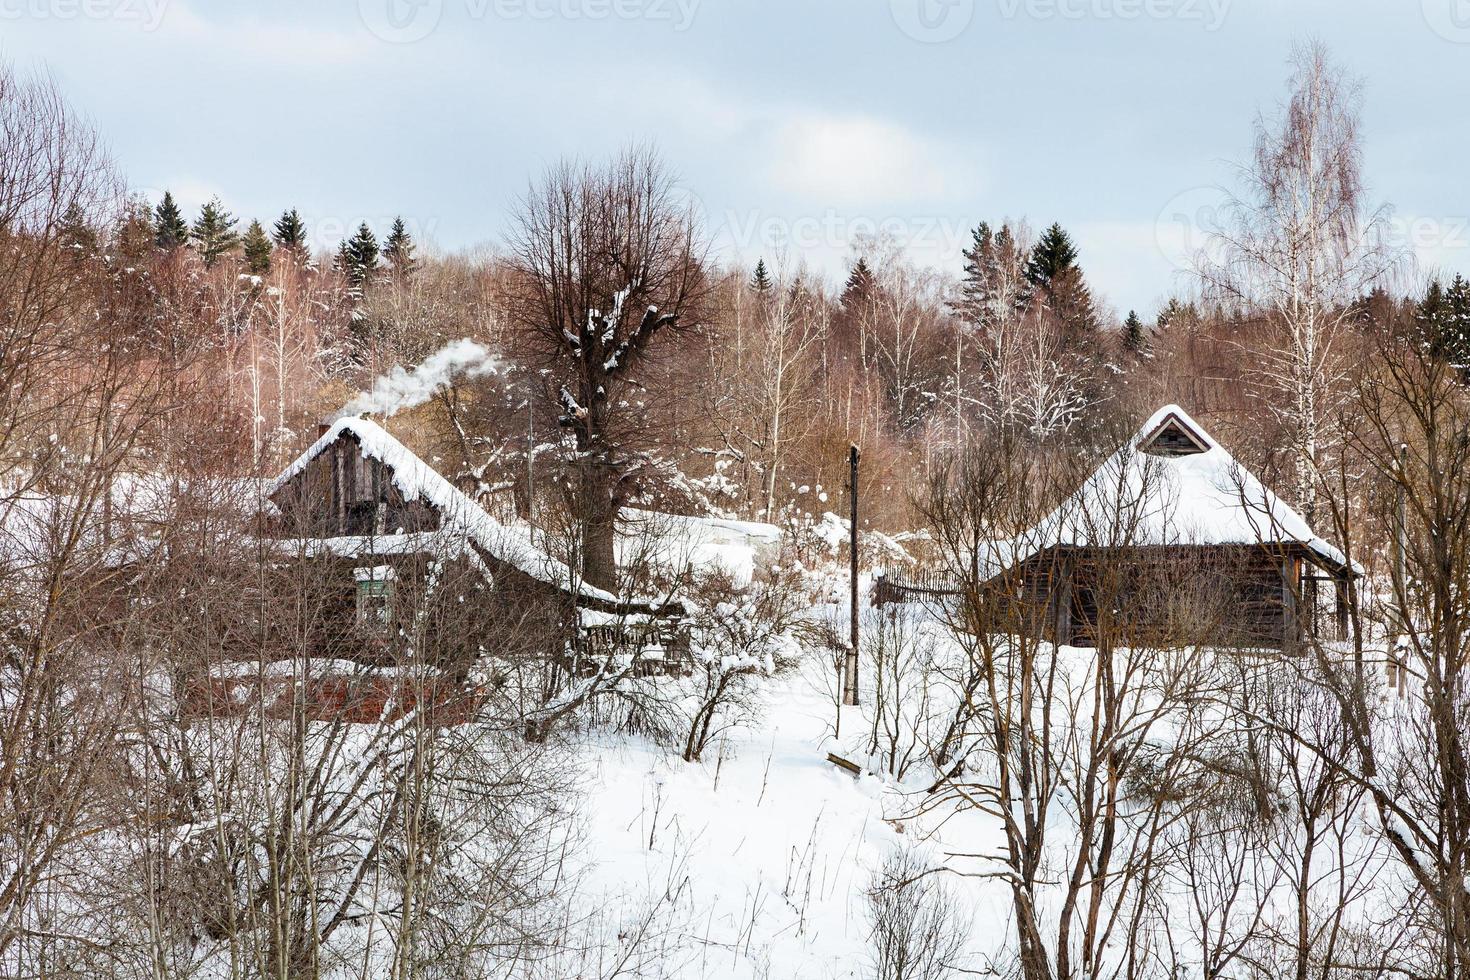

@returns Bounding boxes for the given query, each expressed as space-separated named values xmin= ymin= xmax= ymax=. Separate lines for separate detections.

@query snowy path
xmin=577 ymin=675 xmax=910 ymax=979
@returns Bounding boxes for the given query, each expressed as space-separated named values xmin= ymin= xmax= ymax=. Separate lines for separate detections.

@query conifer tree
xmin=58 ymin=202 xmax=98 ymax=257
xmin=1023 ymin=222 xmax=1080 ymax=289
xmin=273 ymin=208 xmax=307 ymax=254
xmin=348 ymin=222 xmax=380 ymax=272
xmin=954 ymin=221 xmax=1031 ymax=329
xmin=383 ymin=216 xmax=416 ymax=278
xmin=1156 ymin=297 xmax=1196 ymax=332
xmin=153 ymin=191 xmax=188 ymax=250
xmin=1418 ymin=279 xmax=1450 ymax=355
xmin=191 ymin=197 xmax=240 ymax=268
xmin=337 ymin=223 xmax=380 ymax=289
xmin=1023 ymin=222 xmax=1096 ymax=336
xmin=241 ymin=220 xmax=273 ymax=275
xmin=334 ymin=240 xmax=354 ymax=278
xmin=749 ymin=257 xmax=772 ymax=294
xmin=1047 ymin=267 xmax=1097 ymax=336
xmin=1122 ymin=310 xmax=1148 ymax=356
xmin=1442 ymin=275 xmax=1470 ymax=367
xmin=953 ymin=222 xmax=994 ymax=323
xmin=841 ymin=257 xmax=875 ymax=312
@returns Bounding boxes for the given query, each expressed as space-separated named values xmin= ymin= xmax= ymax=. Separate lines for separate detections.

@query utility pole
xmin=526 ymin=385 xmax=536 ymax=527
xmin=1393 ymin=442 xmax=1408 ymax=695
xmin=844 ymin=444 xmax=860 ymax=707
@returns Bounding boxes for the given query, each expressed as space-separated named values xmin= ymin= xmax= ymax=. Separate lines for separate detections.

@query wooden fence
xmin=872 ymin=569 xmax=961 ymax=607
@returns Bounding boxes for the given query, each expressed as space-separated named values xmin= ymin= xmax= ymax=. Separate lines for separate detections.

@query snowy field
xmin=575 ymin=667 xmax=997 ymax=979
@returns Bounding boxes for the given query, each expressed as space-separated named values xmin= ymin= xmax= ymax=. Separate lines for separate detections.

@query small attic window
xmin=1140 ymin=416 xmax=1209 ymax=457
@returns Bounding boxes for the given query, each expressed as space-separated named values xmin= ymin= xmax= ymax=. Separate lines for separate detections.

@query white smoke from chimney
xmin=337 ymin=338 xmax=502 ymax=420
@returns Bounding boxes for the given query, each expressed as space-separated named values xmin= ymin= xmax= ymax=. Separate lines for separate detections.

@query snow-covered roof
xmin=268 ymin=416 xmax=616 ymax=604
xmin=985 ymin=405 xmax=1357 ymax=578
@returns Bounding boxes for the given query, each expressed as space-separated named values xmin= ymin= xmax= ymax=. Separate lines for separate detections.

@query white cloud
xmin=149 ymin=2 xmax=382 ymax=68
xmin=766 ymin=113 xmax=974 ymax=207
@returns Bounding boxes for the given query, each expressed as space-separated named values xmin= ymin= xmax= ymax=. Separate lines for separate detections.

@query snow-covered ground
xmin=572 ymin=665 xmax=1000 ymax=979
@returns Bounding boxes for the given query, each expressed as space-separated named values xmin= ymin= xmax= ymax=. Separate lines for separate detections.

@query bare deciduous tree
xmin=505 ymin=146 xmax=709 ymax=588
xmin=1200 ymin=40 xmax=1395 ymax=522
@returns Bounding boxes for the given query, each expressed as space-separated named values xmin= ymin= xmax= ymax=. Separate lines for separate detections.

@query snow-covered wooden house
xmin=263 ymin=416 xmax=686 ymax=671
xmin=881 ymin=405 xmax=1356 ymax=651
xmin=987 ymin=405 xmax=1357 ymax=650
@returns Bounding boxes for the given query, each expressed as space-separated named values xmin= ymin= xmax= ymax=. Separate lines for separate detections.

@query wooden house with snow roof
xmin=995 ymin=406 xmax=1356 ymax=650
xmin=261 ymin=415 xmax=687 ymax=673
xmin=883 ymin=406 xmax=1357 ymax=651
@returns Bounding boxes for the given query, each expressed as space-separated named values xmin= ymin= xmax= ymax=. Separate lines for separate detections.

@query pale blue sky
xmin=3 ymin=0 xmax=1467 ymax=318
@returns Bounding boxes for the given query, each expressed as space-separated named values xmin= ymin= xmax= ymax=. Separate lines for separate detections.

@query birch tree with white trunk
xmin=1199 ymin=40 xmax=1395 ymax=522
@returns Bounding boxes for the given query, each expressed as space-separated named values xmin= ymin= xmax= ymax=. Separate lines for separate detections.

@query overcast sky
xmin=4 ymin=0 xmax=1468 ymax=318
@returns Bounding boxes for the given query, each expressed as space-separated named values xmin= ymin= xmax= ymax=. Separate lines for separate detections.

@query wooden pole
xmin=1393 ymin=442 xmax=1408 ymax=693
xmin=844 ymin=444 xmax=860 ymax=707
xmin=526 ymin=385 xmax=536 ymax=527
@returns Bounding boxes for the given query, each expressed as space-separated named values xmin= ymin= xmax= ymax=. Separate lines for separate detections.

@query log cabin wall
xmin=258 ymin=550 xmax=574 ymax=670
xmin=274 ymin=433 xmax=442 ymax=537
xmin=990 ymin=544 xmax=1346 ymax=651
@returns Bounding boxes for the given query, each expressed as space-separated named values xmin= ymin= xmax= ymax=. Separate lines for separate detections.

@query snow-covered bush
xmin=677 ymin=568 xmax=811 ymax=763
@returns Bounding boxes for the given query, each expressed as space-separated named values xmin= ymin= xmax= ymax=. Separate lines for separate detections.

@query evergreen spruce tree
xmin=1356 ymin=285 xmax=1396 ymax=329
xmin=1418 ymin=280 xmax=1450 ymax=355
xmin=1023 ymin=222 xmax=1080 ymax=289
xmin=273 ymin=208 xmax=307 ymax=254
xmin=953 ymin=221 xmax=1033 ymax=329
xmin=1023 ymin=222 xmax=1095 ymax=336
xmin=58 ymin=202 xmax=98 ymax=257
xmin=953 ymin=222 xmax=994 ymax=323
xmin=153 ymin=191 xmax=189 ymax=250
xmin=1156 ymin=297 xmax=1196 ymax=332
xmin=750 ymin=257 xmax=772 ymax=294
xmin=1048 ymin=267 xmax=1097 ymax=335
xmin=1442 ymin=275 xmax=1470 ymax=367
xmin=383 ymin=217 xmax=416 ymax=278
xmin=841 ymin=257 xmax=875 ymax=312
xmin=1122 ymin=310 xmax=1148 ymax=356
xmin=338 ymin=223 xmax=380 ymax=289
xmin=334 ymin=239 xmax=354 ymax=278
xmin=191 ymin=197 xmax=240 ymax=268
xmin=241 ymin=220 xmax=273 ymax=275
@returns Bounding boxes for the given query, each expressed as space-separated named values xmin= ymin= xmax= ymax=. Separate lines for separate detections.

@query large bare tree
xmin=505 ymin=145 xmax=708 ymax=589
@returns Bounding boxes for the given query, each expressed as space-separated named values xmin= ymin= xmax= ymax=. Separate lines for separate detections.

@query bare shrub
xmin=865 ymin=847 xmax=967 ymax=980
